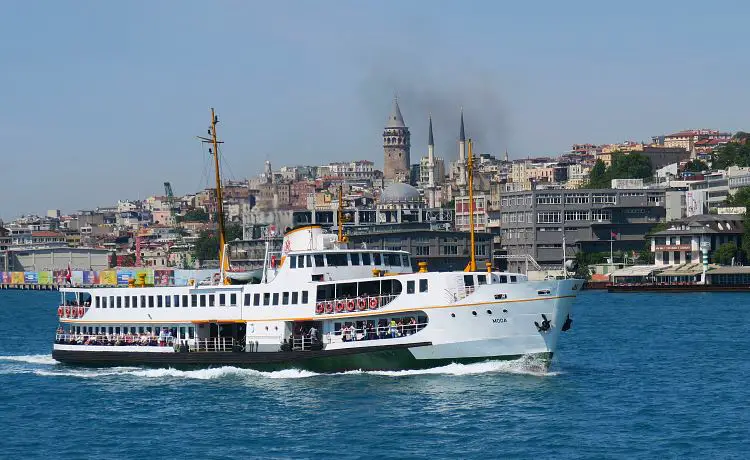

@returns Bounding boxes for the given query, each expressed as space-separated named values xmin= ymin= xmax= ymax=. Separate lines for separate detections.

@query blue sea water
xmin=0 ymin=290 xmax=748 ymax=459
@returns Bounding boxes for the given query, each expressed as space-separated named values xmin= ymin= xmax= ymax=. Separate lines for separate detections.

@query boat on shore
xmin=51 ymin=110 xmax=582 ymax=371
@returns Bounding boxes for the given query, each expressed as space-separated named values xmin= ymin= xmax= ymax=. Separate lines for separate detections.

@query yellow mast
xmin=467 ymin=139 xmax=477 ymax=272
xmin=337 ymin=184 xmax=344 ymax=243
xmin=198 ymin=108 xmax=228 ymax=275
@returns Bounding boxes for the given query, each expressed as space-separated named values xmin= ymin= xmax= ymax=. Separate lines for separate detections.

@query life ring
xmin=57 ymin=306 xmax=63 ymax=317
xmin=325 ymin=302 xmax=334 ymax=314
xmin=346 ymin=300 xmax=355 ymax=312
xmin=369 ymin=298 xmax=379 ymax=310
xmin=78 ymin=307 xmax=85 ymax=317
xmin=71 ymin=308 xmax=78 ymax=319
xmin=358 ymin=298 xmax=367 ymax=311
xmin=335 ymin=301 xmax=345 ymax=313
xmin=65 ymin=306 xmax=72 ymax=317
xmin=315 ymin=303 xmax=324 ymax=314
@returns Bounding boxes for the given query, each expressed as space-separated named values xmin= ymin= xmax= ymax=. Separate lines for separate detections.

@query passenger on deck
xmin=408 ymin=317 xmax=417 ymax=335
xmin=389 ymin=319 xmax=398 ymax=338
xmin=308 ymin=326 xmax=318 ymax=343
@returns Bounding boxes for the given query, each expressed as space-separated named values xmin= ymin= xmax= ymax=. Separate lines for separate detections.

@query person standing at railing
xmin=389 ymin=319 xmax=398 ymax=338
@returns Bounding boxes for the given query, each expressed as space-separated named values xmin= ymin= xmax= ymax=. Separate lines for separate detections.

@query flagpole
xmin=610 ymin=234 xmax=614 ymax=269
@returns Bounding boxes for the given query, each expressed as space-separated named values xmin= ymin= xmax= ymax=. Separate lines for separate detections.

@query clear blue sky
xmin=1 ymin=0 xmax=748 ymax=219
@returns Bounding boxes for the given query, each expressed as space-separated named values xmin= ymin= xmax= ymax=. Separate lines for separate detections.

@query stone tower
xmin=383 ymin=98 xmax=411 ymax=182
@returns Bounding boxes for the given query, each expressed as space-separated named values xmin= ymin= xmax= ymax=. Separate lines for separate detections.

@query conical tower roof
xmin=459 ymin=109 xmax=466 ymax=142
xmin=386 ymin=98 xmax=406 ymax=128
xmin=428 ymin=115 xmax=434 ymax=146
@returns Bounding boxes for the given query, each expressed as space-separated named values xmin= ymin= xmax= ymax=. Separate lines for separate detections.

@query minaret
xmin=504 ymin=149 xmax=509 ymax=163
xmin=427 ymin=115 xmax=435 ymax=187
xmin=458 ymin=109 xmax=466 ymax=162
xmin=383 ymin=98 xmax=411 ymax=182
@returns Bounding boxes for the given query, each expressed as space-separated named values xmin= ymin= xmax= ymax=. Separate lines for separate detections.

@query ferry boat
xmin=51 ymin=109 xmax=582 ymax=371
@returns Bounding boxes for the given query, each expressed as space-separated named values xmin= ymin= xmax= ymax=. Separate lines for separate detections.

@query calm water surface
xmin=0 ymin=290 xmax=747 ymax=459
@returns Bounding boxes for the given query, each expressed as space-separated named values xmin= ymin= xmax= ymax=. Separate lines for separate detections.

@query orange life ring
xmin=65 ymin=306 xmax=72 ymax=317
xmin=358 ymin=298 xmax=367 ymax=311
xmin=315 ymin=303 xmax=324 ymax=314
xmin=369 ymin=298 xmax=379 ymax=310
xmin=325 ymin=302 xmax=334 ymax=314
xmin=57 ymin=306 xmax=63 ymax=317
xmin=335 ymin=301 xmax=345 ymax=313
xmin=346 ymin=300 xmax=355 ymax=312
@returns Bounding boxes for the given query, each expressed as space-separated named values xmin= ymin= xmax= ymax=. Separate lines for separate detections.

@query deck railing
xmin=192 ymin=337 xmax=235 ymax=352
xmin=326 ymin=322 xmax=427 ymax=343
xmin=55 ymin=333 xmax=175 ymax=347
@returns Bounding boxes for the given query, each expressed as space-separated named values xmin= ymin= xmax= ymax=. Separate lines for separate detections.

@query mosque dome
xmin=380 ymin=182 xmax=422 ymax=204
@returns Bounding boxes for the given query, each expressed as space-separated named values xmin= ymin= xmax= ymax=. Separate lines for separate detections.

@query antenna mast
xmin=197 ymin=108 xmax=228 ymax=278
xmin=467 ymin=139 xmax=477 ymax=272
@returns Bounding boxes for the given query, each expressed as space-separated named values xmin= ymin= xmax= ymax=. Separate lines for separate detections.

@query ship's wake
xmin=0 ymin=354 xmax=557 ymax=380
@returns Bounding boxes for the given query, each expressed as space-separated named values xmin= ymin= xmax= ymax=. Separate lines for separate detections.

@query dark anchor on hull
xmin=561 ymin=314 xmax=573 ymax=332
xmin=534 ymin=314 xmax=552 ymax=333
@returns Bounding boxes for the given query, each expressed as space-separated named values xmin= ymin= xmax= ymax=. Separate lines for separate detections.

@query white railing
xmin=192 ymin=337 xmax=234 ymax=352
xmin=326 ymin=322 xmax=427 ymax=344
xmin=55 ymin=333 xmax=175 ymax=347
xmin=314 ymin=294 xmax=397 ymax=315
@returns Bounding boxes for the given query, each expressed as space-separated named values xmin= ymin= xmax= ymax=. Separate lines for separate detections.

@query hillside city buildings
xmin=1 ymin=96 xmax=745 ymax=275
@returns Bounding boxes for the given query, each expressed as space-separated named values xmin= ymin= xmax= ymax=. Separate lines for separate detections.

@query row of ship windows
xmin=289 ymin=252 xmax=410 ymax=269
xmin=94 ymin=291 xmax=310 ymax=309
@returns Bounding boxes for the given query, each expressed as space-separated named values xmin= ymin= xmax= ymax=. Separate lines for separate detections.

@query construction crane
xmin=164 ymin=181 xmax=178 ymax=227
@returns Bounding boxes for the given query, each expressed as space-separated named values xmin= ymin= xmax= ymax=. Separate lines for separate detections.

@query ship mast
xmin=467 ymin=139 xmax=477 ymax=272
xmin=197 ymin=108 xmax=228 ymax=278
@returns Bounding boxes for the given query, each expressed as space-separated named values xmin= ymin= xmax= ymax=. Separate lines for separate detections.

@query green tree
xmin=192 ymin=223 xmax=243 ymax=261
xmin=684 ymin=159 xmax=709 ymax=172
xmin=725 ymin=187 xmax=750 ymax=207
xmin=712 ymin=141 xmax=750 ymax=169
xmin=181 ymin=208 xmax=209 ymax=222
xmin=712 ymin=242 xmax=739 ymax=265
xmin=582 ymin=153 xmax=652 ymax=189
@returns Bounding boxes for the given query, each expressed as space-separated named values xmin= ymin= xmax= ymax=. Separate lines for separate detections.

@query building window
xmin=564 ymin=210 xmax=589 ymax=221
xmin=415 ymin=246 xmax=429 ymax=256
xmin=592 ymin=209 xmax=611 ymax=221
xmin=442 ymin=245 xmax=458 ymax=255
xmin=537 ymin=211 xmax=561 ymax=224
xmin=536 ymin=194 xmax=561 ymax=204
xmin=674 ymin=251 xmax=681 ymax=264
xmin=592 ymin=193 xmax=617 ymax=204
xmin=564 ymin=193 xmax=589 ymax=204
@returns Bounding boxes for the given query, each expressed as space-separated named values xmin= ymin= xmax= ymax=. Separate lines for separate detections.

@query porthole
xmin=472 ymin=311 xmax=477 ymax=316
xmin=265 ymin=326 xmax=269 ymax=331
xmin=503 ymin=309 xmax=508 ymax=313
xmin=274 ymin=326 xmax=278 ymax=331
xmin=486 ymin=310 xmax=492 ymax=315
xmin=451 ymin=313 xmax=456 ymax=318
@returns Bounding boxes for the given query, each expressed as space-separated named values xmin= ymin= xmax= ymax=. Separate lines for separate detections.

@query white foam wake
xmin=26 ymin=356 xmax=554 ymax=380
xmin=0 ymin=354 xmax=58 ymax=365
